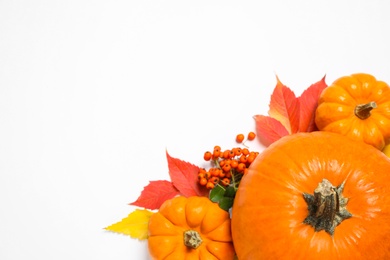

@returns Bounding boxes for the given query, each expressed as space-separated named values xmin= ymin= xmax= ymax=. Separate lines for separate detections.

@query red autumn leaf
xmin=298 ymin=75 xmax=328 ymax=132
xmin=166 ymin=151 xmax=209 ymax=198
xmin=254 ymin=115 xmax=289 ymax=146
xmin=254 ymin=75 xmax=328 ymax=146
xmin=129 ymin=180 xmax=180 ymax=210
xmin=268 ymin=76 xmax=300 ymax=134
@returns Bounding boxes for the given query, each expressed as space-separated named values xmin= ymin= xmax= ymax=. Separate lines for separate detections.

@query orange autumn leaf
xmin=268 ymin=76 xmax=300 ymax=134
xmin=255 ymin=75 xmax=327 ymax=146
xmin=254 ymin=115 xmax=289 ymax=147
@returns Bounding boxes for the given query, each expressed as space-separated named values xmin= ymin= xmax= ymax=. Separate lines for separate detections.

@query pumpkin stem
xmin=183 ymin=230 xmax=203 ymax=249
xmin=355 ymin=101 xmax=377 ymax=120
xmin=302 ymin=179 xmax=352 ymax=236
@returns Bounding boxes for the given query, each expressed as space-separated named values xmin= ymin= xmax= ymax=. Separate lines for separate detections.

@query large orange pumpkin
xmin=315 ymin=73 xmax=390 ymax=150
xmin=231 ymin=131 xmax=390 ymax=259
xmin=148 ymin=196 xmax=235 ymax=260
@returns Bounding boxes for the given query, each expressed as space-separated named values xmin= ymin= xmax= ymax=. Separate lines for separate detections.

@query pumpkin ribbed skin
xmin=148 ymin=196 xmax=235 ymax=260
xmin=231 ymin=131 xmax=390 ymax=259
xmin=315 ymin=73 xmax=390 ymax=150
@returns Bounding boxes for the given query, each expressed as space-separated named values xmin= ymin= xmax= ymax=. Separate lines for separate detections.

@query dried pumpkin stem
xmin=355 ymin=101 xmax=377 ymax=120
xmin=183 ymin=230 xmax=203 ymax=249
xmin=303 ymin=179 xmax=352 ymax=236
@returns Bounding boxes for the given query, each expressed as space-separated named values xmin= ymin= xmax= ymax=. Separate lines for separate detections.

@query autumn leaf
xmin=105 ymin=209 xmax=153 ymax=240
xmin=166 ymin=151 xmax=209 ymax=198
xmin=268 ymin=76 xmax=300 ymax=134
xmin=254 ymin=115 xmax=289 ymax=146
xmin=129 ymin=152 xmax=208 ymax=210
xmin=298 ymin=75 xmax=327 ymax=132
xmin=130 ymin=180 xmax=180 ymax=210
xmin=255 ymin=75 xmax=328 ymax=146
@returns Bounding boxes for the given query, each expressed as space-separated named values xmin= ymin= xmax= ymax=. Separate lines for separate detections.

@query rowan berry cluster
xmin=198 ymin=140 xmax=259 ymax=190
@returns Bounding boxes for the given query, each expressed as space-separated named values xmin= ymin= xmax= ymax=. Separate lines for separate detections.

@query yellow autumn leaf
xmin=105 ymin=209 xmax=153 ymax=240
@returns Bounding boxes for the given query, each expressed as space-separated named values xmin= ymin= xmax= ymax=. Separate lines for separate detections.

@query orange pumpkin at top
xmin=315 ymin=73 xmax=390 ymax=150
xmin=231 ymin=131 xmax=390 ymax=259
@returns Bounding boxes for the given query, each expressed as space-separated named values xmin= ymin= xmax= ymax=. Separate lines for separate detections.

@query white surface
xmin=1 ymin=1 xmax=389 ymax=259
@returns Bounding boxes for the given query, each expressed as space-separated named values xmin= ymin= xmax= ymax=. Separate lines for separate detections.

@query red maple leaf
xmin=129 ymin=180 xmax=180 ymax=210
xmin=254 ymin=115 xmax=289 ymax=147
xmin=298 ymin=75 xmax=327 ymax=132
xmin=255 ymin=75 xmax=327 ymax=146
xmin=268 ymin=77 xmax=300 ymax=134
xmin=166 ymin=151 xmax=209 ymax=198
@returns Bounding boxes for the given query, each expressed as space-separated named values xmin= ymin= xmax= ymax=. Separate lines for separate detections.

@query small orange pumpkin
xmin=315 ymin=73 xmax=390 ymax=150
xmin=232 ymin=131 xmax=390 ymax=259
xmin=148 ymin=196 xmax=235 ymax=260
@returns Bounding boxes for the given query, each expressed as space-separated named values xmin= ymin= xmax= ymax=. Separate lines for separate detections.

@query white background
xmin=1 ymin=1 xmax=389 ymax=259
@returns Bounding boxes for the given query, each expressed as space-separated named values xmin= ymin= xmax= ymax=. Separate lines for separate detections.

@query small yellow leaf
xmin=105 ymin=209 xmax=154 ymax=240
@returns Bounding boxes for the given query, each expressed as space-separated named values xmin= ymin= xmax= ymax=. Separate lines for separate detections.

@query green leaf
xmin=218 ymin=197 xmax=234 ymax=211
xmin=209 ymin=184 xmax=226 ymax=203
xmin=209 ymin=184 xmax=237 ymax=211
xmin=225 ymin=185 xmax=236 ymax=198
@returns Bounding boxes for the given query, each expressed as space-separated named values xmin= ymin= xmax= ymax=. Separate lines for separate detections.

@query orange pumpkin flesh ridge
xmin=148 ymin=196 xmax=235 ymax=260
xmin=232 ymin=131 xmax=390 ymax=259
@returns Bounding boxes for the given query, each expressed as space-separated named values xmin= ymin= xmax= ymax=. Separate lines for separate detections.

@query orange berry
xmin=221 ymin=178 xmax=230 ymax=186
xmin=241 ymin=148 xmax=250 ymax=156
xmin=230 ymin=160 xmax=239 ymax=168
xmin=239 ymin=155 xmax=248 ymax=163
xmin=199 ymin=168 xmax=207 ymax=173
xmin=222 ymin=163 xmax=231 ymax=172
xmin=210 ymin=168 xmax=221 ymax=177
xmin=199 ymin=177 xmax=207 ymax=186
xmin=206 ymin=181 xmax=215 ymax=189
xmin=236 ymin=134 xmax=245 ymax=143
xmin=222 ymin=150 xmax=231 ymax=159
xmin=247 ymin=131 xmax=256 ymax=141
xmin=219 ymin=160 xmax=226 ymax=167
xmin=213 ymin=150 xmax=221 ymax=158
xmin=203 ymin=151 xmax=212 ymax=161
xmin=225 ymin=172 xmax=232 ymax=178
xmin=237 ymin=162 xmax=246 ymax=172
xmin=210 ymin=176 xmax=219 ymax=184
xmin=247 ymin=152 xmax=259 ymax=164
xmin=246 ymin=155 xmax=256 ymax=164
xmin=213 ymin=145 xmax=221 ymax=152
